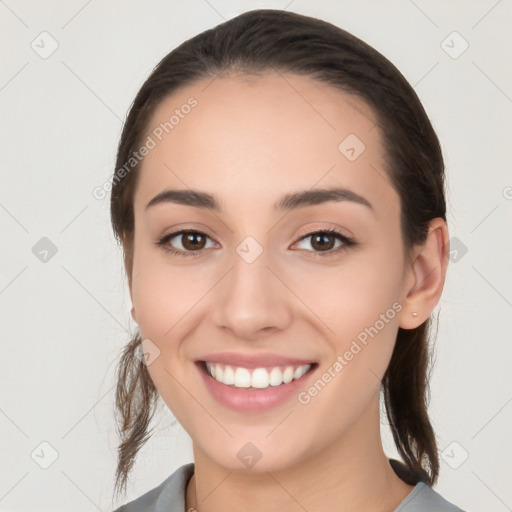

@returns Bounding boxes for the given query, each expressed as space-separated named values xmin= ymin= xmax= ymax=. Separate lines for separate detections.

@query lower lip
xmin=196 ymin=362 xmax=317 ymax=413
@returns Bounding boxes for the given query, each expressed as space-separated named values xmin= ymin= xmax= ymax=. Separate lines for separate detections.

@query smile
xmin=205 ymin=362 xmax=312 ymax=389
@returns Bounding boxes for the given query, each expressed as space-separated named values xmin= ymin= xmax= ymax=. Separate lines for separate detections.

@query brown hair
xmin=110 ymin=8 xmax=445 ymax=501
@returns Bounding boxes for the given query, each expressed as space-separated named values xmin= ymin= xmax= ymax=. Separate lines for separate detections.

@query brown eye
xmin=310 ymin=232 xmax=337 ymax=251
xmin=156 ymin=230 xmax=217 ymax=256
xmin=293 ymin=228 xmax=355 ymax=257
xmin=180 ymin=232 xmax=207 ymax=251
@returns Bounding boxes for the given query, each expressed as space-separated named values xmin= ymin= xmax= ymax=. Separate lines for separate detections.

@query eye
xmin=156 ymin=227 xmax=356 ymax=258
xmin=292 ymin=228 xmax=355 ymax=257
xmin=156 ymin=230 xmax=217 ymax=257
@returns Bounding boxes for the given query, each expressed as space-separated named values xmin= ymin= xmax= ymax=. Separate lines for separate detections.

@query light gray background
xmin=1 ymin=1 xmax=511 ymax=511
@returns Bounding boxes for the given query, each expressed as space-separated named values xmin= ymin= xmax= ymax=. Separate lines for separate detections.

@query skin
xmin=128 ymin=71 xmax=449 ymax=512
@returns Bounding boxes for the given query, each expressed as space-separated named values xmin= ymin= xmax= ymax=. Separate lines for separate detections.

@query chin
xmin=196 ymin=436 xmax=312 ymax=475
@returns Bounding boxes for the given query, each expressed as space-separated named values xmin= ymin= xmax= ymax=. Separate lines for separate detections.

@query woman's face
xmin=129 ymin=72 xmax=417 ymax=472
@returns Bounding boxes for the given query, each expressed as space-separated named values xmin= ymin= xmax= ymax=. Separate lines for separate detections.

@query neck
xmin=186 ymin=398 xmax=415 ymax=512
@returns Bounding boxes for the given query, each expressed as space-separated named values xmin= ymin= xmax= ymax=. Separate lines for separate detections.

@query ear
xmin=398 ymin=218 xmax=450 ymax=330
xmin=128 ymin=278 xmax=138 ymax=324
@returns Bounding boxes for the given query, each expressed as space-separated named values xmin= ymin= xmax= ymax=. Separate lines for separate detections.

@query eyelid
xmin=294 ymin=223 xmax=352 ymax=242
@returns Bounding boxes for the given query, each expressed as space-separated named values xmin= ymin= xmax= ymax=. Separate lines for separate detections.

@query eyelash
xmin=155 ymin=228 xmax=356 ymax=259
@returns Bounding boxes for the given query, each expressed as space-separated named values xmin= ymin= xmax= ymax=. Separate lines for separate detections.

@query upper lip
xmin=197 ymin=352 xmax=316 ymax=369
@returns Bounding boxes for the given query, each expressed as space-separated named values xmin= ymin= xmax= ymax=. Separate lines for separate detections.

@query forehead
xmin=133 ymin=72 xmax=397 ymax=217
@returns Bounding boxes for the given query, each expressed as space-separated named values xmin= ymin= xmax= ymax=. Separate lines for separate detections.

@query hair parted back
xmin=110 ymin=8 xmax=446 ymax=501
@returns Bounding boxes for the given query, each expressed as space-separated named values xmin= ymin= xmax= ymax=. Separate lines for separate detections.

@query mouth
xmin=194 ymin=352 xmax=319 ymax=412
xmin=197 ymin=360 xmax=318 ymax=390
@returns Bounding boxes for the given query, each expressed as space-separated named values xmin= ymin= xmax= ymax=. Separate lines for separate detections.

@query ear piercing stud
xmin=412 ymin=312 xmax=418 ymax=317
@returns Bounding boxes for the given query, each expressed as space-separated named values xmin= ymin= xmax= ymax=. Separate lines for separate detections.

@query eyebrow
xmin=145 ymin=187 xmax=374 ymax=213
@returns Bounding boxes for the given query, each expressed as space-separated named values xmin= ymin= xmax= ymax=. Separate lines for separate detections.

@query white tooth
xmin=269 ymin=367 xmax=283 ymax=386
xmin=251 ymin=368 xmax=270 ymax=389
xmin=223 ymin=365 xmax=235 ymax=385
xmin=234 ymin=367 xmax=251 ymax=388
xmin=206 ymin=363 xmax=310 ymax=387
xmin=293 ymin=366 xmax=304 ymax=379
xmin=282 ymin=366 xmax=294 ymax=383
xmin=214 ymin=363 xmax=223 ymax=382
xmin=293 ymin=364 xmax=310 ymax=380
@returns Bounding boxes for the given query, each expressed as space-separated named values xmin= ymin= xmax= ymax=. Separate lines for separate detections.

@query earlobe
xmin=398 ymin=218 xmax=449 ymax=330
xmin=131 ymin=305 xmax=138 ymax=323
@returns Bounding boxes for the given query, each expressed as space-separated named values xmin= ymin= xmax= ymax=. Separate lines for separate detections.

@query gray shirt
xmin=113 ymin=460 xmax=465 ymax=511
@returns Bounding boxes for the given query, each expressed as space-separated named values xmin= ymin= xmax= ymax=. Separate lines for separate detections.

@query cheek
xmin=291 ymin=263 xmax=403 ymax=446
xmin=130 ymin=238 xmax=207 ymax=337
xmin=130 ymin=249 xmax=210 ymax=430
xmin=288 ymin=246 xmax=404 ymax=342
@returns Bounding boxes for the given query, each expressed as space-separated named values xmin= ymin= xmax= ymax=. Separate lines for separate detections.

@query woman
xmin=110 ymin=9 xmax=465 ymax=512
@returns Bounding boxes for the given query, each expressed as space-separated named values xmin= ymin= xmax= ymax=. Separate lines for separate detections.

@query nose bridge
xmin=211 ymin=235 xmax=292 ymax=339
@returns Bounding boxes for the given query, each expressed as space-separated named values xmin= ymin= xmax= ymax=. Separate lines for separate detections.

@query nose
xmin=211 ymin=244 xmax=293 ymax=341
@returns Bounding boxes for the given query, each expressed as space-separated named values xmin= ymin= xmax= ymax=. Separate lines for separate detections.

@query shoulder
xmin=389 ymin=459 xmax=465 ymax=512
xmin=112 ymin=462 xmax=195 ymax=512
xmin=394 ymin=481 xmax=466 ymax=512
